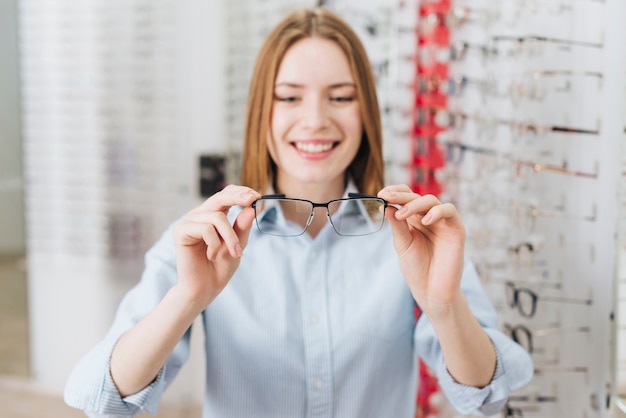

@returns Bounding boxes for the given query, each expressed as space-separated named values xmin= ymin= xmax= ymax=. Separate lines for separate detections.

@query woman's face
xmin=268 ymin=37 xmax=362 ymax=195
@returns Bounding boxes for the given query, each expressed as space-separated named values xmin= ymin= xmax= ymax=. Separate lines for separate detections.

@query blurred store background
xmin=1 ymin=0 xmax=626 ymax=417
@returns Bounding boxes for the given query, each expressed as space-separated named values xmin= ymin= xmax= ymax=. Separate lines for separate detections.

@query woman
xmin=65 ymin=8 xmax=532 ymax=417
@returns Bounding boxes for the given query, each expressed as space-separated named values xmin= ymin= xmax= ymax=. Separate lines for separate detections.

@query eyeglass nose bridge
xmin=308 ymin=204 xmax=343 ymax=235
xmin=305 ymin=209 xmax=316 ymax=230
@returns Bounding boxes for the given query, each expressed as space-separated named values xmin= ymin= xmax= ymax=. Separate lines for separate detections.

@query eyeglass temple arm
xmin=347 ymin=192 xmax=389 ymax=205
xmin=348 ymin=192 xmax=377 ymax=198
xmin=258 ymin=194 xmax=286 ymax=199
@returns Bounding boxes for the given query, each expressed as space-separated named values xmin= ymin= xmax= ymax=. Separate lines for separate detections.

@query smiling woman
xmin=64 ymin=7 xmax=533 ymax=418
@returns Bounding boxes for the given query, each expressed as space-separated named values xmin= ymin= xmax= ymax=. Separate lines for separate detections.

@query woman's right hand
xmin=173 ymin=185 xmax=261 ymax=310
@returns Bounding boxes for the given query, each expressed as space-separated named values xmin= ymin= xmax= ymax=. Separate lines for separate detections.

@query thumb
xmin=384 ymin=206 xmax=412 ymax=254
xmin=233 ymin=206 xmax=257 ymax=251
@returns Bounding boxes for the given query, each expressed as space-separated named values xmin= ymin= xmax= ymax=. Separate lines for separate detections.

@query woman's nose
xmin=301 ymin=98 xmax=330 ymax=129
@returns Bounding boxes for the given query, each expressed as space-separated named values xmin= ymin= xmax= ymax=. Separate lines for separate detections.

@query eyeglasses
xmin=505 ymin=281 xmax=593 ymax=318
xmin=504 ymin=322 xmax=590 ymax=354
xmin=503 ymin=402 xmax=524 ymax=418
xmin=251 ymin=193 xmax=388 ymax=237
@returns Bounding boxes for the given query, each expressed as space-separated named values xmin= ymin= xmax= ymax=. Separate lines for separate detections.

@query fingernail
xmin=396 ymin=206 xmax=407 ymax=216
xmin=422 ymin=213 xmax=432 ymax=224
xmin=242 ymin=190 xmax=257 ymax=198
xmin=235 ymin=243 xmax=243 ymax=257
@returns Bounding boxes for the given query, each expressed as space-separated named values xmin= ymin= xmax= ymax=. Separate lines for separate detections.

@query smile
xmin=292 ymin=141 xmax=338 ymax=154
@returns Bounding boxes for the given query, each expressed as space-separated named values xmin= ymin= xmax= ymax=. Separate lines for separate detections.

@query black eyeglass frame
xmin=505 ymin=281 xmax=592 ymax=318
xmin=251 ymin=192 xmax=389 ymax=237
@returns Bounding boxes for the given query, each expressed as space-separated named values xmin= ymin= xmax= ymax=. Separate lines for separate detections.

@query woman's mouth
xmin=292 ymin=140 xmax=338 ymax=154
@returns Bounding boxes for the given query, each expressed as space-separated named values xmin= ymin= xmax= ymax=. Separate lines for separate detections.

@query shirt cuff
xmin=98 ymin=362 xmax=167 ymax=416
xmin=435 ymin=328 xmax=534 ymax=416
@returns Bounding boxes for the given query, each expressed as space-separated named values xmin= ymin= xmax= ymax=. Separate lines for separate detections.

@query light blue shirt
xmin=65 ymin=187 xmax=533 ymax=418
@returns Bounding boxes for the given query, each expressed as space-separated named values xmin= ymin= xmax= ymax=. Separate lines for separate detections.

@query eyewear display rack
xmin=431 ymin=0 xmax=623 ymax=417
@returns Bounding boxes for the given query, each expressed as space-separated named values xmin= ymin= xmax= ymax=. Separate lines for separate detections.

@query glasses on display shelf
xmin=489 ymin=273 xmax=564 ymax=291
xmin=506 ymin=234 xmax=596 ymax=267
xmin=446 ymin=5 xmax=499 ymax=28
xmin=434 ymin=108 xmax=601 ymax=144
xmin=503 ymin=322 xmax=590 ymax=355
xmin=371 ymin=59 xmax=390 ymax=84
xmin=411 ymin=166 xmax=443 ymax=196
xmin=419 ymin=40 xmax=497 ymax=65
xmin=509 ymin=202 xmax=597 ymax=234
xmin=509 ymin=393 xmax=558 ymax=403
xmin=503 ymin=403 xmax=523 ymax=418
xmin=509 ymin=116 xmax=599 ymax=142
xmin=453 ymin=187 xmax=515 ymax=216
xmin=418 ymin=5 xmax=499 ymax=35
xmin=514 ymin=0 xmax=574 ymax=14
xmin=442 ymin=70 xmax=603 ymax=106
xmin=509 ymin=120 xmax=601 ymax=143
xmin=513 ymin=159 xmax=599 ymax=181
xmin=415 ymin=32 xmax=605 ymax=68
xmin=442 ymin=141 xmax=557 ymax=178
xmin=492 ymin=70 xmax=604 ymax=105
xmin=442 ymin=141 xmax=597 ymax=184
xmin=416 ymin=74 xmax=487 ymax=99
xmin=412 ymin=136 xmax=445 ymax=169
xmin=251 ymin=193 xmax=388 ymax=237
xmin=534 ymin=366 xmax=589 ymax=377
xmin=502 ymin=401 xmax=541 ymax=417
xmin=491 ymin=34 xmax=604 ymax=55
xmin=505 ymin=281 xmax=593 ymax=318
xmin=325 ymin=3 xmax=391 ymax=38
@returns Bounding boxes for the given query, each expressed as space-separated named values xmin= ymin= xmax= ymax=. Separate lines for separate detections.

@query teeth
xmin=294 ymin=142 xmax=334 ymax=153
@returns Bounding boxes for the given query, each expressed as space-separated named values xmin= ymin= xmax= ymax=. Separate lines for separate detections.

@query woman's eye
xmin=331 ymin=96 xmax=354 ymax=102
xmin=275 ymin=96 xmax=298 ymax=102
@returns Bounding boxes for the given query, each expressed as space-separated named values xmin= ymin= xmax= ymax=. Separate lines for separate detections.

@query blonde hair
xmin=239 ymin=8 xmax=385 ymax=196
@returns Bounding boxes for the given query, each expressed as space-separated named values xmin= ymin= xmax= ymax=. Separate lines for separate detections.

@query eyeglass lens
xmin=328 ymin=198 xmax=386 ymax=236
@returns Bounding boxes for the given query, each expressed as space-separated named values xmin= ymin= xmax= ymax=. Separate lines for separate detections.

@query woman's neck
xmin=274 ymin=176 xmax=346 ymax=203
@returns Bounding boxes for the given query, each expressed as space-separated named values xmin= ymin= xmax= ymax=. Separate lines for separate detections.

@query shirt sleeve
xmin=414 ymin=259 xmax=534 ymax=416
xmin=64 ymin=224 xmax=192 ymax=417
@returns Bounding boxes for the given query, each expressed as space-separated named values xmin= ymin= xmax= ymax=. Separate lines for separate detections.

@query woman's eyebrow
xmin=274 ymin=82 xmax=356 ymax=88
xmin=329 ymin=82 xmax=356 ymax=88
xmin=274 ymin=82 xmax=304 ymax=88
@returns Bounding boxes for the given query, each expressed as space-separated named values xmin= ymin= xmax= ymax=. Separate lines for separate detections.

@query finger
xmin=201 ymin=225 xmax=223 ymax=261
xmin=378 ymin=186 xmax=432 ymax=208
xmin=390 ymin=194 xmax=441 ymax=220
xmin=175 ymin=215 xmax=240 ymax=260
xmin=184 ymin=209 xmax=255 ymax=259
xmin=174 ymin=221 xmax=222 ymax=261
xmin=232 ymin=207 xmax=257 ymax=251
xmin=199 ymin=185 xmax=261 ymax=213
xmin=383 ymin=206 xmax=413 ymax=254
xmin=378 ymin=184 xmax=413 ymax=196
xmin=421 ymin=202 xmax=461 ymax=226
xmin=209 ymin=214 xmax=246 ymax=259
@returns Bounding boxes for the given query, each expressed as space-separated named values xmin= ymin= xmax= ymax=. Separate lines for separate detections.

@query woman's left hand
xmin=378 ymin=184 xmax=466 ymax=315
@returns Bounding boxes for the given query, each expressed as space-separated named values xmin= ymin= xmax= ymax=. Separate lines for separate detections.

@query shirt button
xmin=310 ymin=250 xmax=318 ymax=260
xmin=310 ymin=314 xmax=319 ymax=324
xmin=314 ymin=379 xmax=323 ymax=390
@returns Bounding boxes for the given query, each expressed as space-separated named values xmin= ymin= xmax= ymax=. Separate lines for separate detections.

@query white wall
xmin=0 ymin=0 xmax=25 ymax=255
xmin=24 ymin=0 xmax=227 ymax=407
